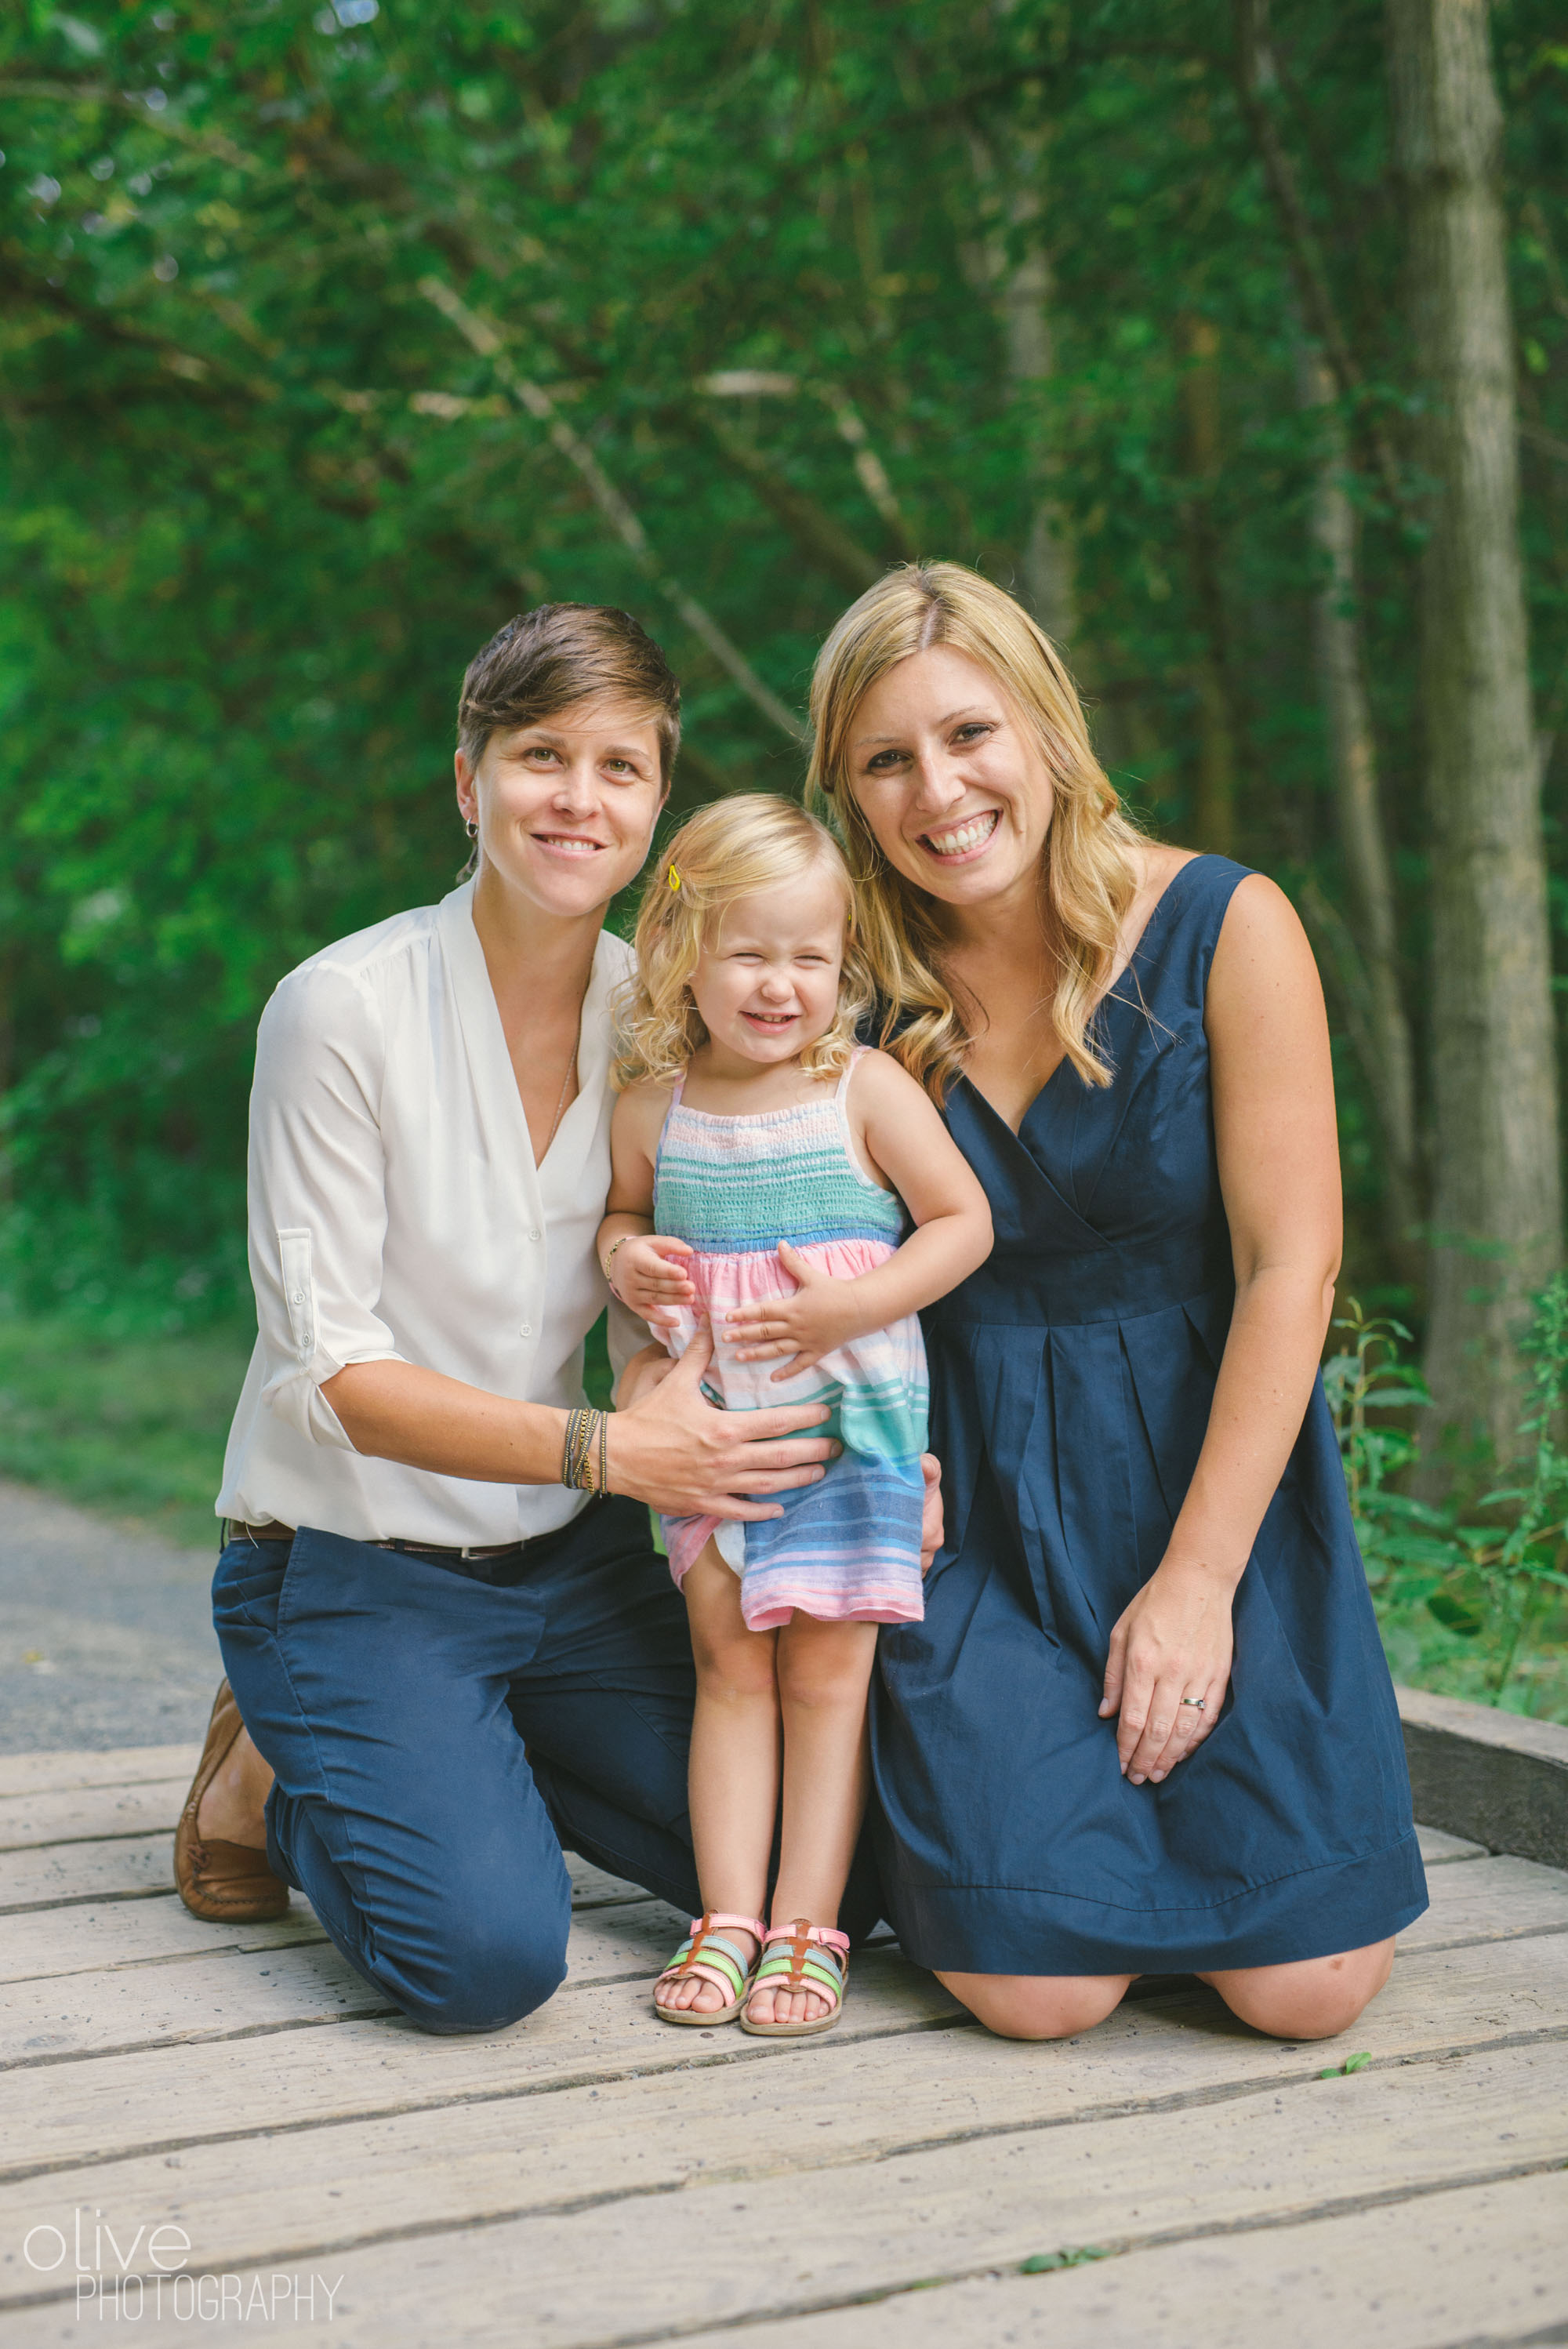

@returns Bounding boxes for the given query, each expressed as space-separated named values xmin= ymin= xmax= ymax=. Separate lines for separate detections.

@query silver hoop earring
xmin=465 ymin=818 xmax=478 ymax=840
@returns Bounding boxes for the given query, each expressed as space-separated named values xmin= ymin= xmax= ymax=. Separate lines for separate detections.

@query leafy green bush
xmin=1326 ymin=1284 xmax=1568 ymax=1709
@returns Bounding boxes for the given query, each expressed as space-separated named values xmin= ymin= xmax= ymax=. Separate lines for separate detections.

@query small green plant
xmin=1326 ymin=1284 xmax=1568 ymax=1703
xmin=1018 ymin=2248 xmax=1112 ymax=2275
xmin=1319 ymin=2050 xmax=1373 ymax=2078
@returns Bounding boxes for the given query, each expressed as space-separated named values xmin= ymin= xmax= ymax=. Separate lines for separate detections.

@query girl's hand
xmin=608 ymin=1234 xmax=695 ymax=1328
xmin=727 ymin=1240 xmax=861 ymax=1378
xmin=1098 ymin=1556 xmax=1236 ymax=1785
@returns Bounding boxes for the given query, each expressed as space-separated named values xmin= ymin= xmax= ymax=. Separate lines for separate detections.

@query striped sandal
xmin=652 ymin=1913 xmax=764 ymax=2027
xmin=739 ymin=1919 xmax=851 ymax=2039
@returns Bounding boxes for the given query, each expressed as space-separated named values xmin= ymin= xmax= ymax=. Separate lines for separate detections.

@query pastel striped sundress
xmin=653 ymin=1050 xmax=928 ymax=1632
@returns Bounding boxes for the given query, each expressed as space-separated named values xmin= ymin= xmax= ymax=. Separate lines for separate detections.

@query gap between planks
xmin=2 ymin=1941 xmax=1565 ymax=2284
xmin=5 ymin=2042 xmax=1567 ymax=2343
xmin=660 ymin=2169 xmax=1568 ymax=2349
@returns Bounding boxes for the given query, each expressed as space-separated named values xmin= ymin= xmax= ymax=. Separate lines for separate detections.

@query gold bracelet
xmin=602 ymin=1234 xmax=632 ymax=1298
xmin=597 ymin=1408 xmax=609 ymax=1496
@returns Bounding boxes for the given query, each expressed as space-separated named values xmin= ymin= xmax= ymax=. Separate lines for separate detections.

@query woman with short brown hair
xmin=809 ymin=562 xmax=1427 ymax=2042
xmin=176 ymin=603 xmax=849 ymax=2034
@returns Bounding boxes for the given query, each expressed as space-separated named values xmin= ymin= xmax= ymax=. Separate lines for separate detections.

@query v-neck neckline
xmin=958 ymin=853 xmax=1213 ymax=1141
xmin=438 ymin=881 xmax=611 ymax=1195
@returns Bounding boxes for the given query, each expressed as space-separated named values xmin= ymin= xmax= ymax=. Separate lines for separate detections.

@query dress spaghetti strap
xmin=833 ymin=1045 xmax=869 ymax=1102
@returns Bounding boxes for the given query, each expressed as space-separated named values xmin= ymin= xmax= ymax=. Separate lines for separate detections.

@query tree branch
xmin=1230 ymin=0 xmax=1403 ymax=509
xmin=421 ymin=281 xmax=805 ymax=743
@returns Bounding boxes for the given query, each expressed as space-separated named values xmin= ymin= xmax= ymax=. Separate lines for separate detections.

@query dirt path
xmin=0 ymin=1479 xmax=220 ymax=1752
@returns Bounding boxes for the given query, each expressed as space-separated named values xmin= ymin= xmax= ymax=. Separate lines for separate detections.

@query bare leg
xmin=1200 ymin=1937 xmax=1396 ymax=2039
xmin=747 ymin=1614 xmax=879 ymax=2028
xmin=197 ymin=1727 xmax=274 ymax=1849
xmin=659 ymin=1543 xmax=779 ymax=2015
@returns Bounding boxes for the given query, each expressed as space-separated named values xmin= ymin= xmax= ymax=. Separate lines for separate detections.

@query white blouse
xmin=216 ymin=880 xmax=645 ymax=1547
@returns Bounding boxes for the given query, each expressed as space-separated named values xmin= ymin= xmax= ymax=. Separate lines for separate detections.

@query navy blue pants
xmin=212 ymin=1497 xmax=703 ymax=2035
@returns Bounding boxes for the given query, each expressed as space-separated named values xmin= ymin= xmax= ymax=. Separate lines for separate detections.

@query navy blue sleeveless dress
xmin=871 ymin=856 xmax=1428 ymax=1976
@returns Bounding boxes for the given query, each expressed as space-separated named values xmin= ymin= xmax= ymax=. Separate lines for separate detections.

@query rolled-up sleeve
xmin=249 ymin=960 xmax=405 ymax=1447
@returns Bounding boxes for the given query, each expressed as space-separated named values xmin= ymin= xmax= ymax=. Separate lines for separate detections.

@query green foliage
xmin=1018 ymin=2247 xmax=1112 ymax=2275
xmin=0 ymin=0 xmax=1564 ymax=1319
xmin=1327 ymin=1286 xmax=1568 ymax=1710
xmin=0 ymin=1313 xmax=253 ymax=1545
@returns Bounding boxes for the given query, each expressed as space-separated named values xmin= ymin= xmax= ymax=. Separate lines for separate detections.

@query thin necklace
xmin=542 ymin=975 xmax=590 ymax=1159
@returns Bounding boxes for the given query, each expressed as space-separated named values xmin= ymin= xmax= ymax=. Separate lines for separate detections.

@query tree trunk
xmin=1388 ymin=0 xmax=1561 ymax=1463
xmin=965 ymin=123 xmax=1077 ymax=650
xmin=1181 ymin=317 xmax=1239 ymax=859
xmin=1295 ymin=339 xmax=1422 ymax=1256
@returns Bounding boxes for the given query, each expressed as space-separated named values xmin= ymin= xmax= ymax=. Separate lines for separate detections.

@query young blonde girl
xmin=599 ymin=796 xmax=992 ymax=2035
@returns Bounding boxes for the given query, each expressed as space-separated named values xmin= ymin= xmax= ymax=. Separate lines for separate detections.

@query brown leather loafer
xmin=173 ymin=1679 xmax=290 ymax=1923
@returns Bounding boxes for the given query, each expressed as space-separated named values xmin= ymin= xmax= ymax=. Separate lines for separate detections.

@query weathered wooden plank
xmin=1413 ymin=1822 xmax=1486 ymax=1865
xmin=0 ymin=1837 xmax=647 ymax=1916
xmin=0 ymin=1900 xmax=688 ymax=2067
xmin=1399 ymin=1682 xmax=1568 ymax=1870
xmin=0 ymin=1941 xmax=397 ymax=2068
xmin=2 ymin=1939 xmax=1565 ymax=2301
xmin=0 ymin=1747 xmax=200 ymax=1799
xmin=676 ymin=2169 xmax=1568 ymax=2349
xmin=0 ymin=1948 xmax=962 ymax=2175
xmin=0 ymin=1836 xmax=175 ymax=1913
xmin=1396 ymin=1851 xmax=1568 ymax=1950
xmin=3 ymin=1830 xmax=1540 ymax=1995
xmin=0 ymin=1895 xmax=326 ymax=1983
xmin=0 ymin=1892 xmax=674 ymax=1995
xmin=9 ymin=2042 xmax=1564 ymax=2344
xmin=0 ymin=1781 xmax=189 ymax=1853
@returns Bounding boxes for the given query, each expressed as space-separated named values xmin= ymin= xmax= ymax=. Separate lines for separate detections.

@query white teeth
xmin=537 ymin=837 xmax=600 ymax=854
xmin=924 ymin=811 xmax=999 ymax=857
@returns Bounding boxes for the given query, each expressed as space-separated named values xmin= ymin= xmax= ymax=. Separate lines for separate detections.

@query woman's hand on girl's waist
xmin=607 ymin=1323 xmax=840 ymax=1521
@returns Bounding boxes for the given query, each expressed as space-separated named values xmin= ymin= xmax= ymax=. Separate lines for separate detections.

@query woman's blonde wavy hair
xmin=613 ymin=794 xmax=875 ymax=1090
xmin=806 ymin=562 xmax=1143 ymax=1099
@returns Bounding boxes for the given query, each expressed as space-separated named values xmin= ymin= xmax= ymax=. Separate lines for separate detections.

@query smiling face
xmin=844 ymin=644 xmax=1056 ymax=924
xmin=688 ymin=864 xmax=850 ymax=1073
xmin=454 ymin=694 xmax=666 ymax=921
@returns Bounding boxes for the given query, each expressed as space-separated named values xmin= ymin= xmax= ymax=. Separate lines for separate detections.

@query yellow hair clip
xmin=667 ymin=865 xmax=681 ymax=892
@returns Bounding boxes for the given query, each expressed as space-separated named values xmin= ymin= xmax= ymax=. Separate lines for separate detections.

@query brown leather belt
xmin=226 ymin=1519 xmax=529 ymax=1561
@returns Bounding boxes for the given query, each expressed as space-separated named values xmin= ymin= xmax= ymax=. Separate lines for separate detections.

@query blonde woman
xmin=599 ymin=797 xmax=991 ymax=2034
xmin=808 ymin=562 xmax=1427 ymax=2042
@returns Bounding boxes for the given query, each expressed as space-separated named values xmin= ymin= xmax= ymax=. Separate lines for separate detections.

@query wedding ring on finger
xmin=1179 ymin=1695 xmax=1207 ymax=1711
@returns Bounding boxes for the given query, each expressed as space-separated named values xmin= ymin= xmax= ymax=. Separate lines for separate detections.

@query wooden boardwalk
xmin=1 ymin=1743 xmax=1565 ymax=2347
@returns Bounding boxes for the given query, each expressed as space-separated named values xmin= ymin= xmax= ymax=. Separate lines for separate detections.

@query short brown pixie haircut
xmin=456 ymin=603 xmax=681 ymax=783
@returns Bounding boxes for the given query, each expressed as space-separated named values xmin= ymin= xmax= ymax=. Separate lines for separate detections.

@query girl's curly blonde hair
xmin=613 ymin=795 xmax=875 ymax=1090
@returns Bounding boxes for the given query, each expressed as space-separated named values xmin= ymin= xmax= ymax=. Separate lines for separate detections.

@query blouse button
xmin=520 ymin=1320 xmax=533 ymax=1338
xmin=292 ymin=1290 xmax=306 ymax=1303
xmin=528 ymin=1227 xmax=542 ymax=1243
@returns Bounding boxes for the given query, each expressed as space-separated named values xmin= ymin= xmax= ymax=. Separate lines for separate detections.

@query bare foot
xmin=197 ymin=1726 xmax=274 ymax=1849
xmin=657 ymin=1926 xmax=760 ymax=2016
xmin=745 ymin=1978 xmax=832 ymax=2028
xmin=744 ymin=1922 xmax=843 ymax=2028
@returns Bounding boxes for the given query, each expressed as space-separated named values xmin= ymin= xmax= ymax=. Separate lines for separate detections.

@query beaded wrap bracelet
xmin=561 ymin=1406 xmax=609 ymax=1494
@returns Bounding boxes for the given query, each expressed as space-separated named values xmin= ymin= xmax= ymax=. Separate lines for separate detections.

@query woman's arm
xmin=323 ymin=1327 xmax=839 ymax=1522
xmin=728 ymin=1052 xmax=993 ymax=1376
xmin=1100 ymin=875 xmax=1342 ymax=1784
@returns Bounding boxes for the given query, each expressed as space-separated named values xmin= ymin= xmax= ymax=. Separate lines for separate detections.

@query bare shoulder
xmin=1135 ymin=840 xmax=1203 ymax=897
xmin=850 ymin=1047 xmax=935 ymax=1117
xmin=1213 ymin=872 xmax=1315 ymax=968
xmin=1208 ymin=874 xmax=1325 ymax=1036
xmin=612 ymin=1077 xmax=675 ymax=1142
